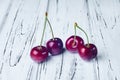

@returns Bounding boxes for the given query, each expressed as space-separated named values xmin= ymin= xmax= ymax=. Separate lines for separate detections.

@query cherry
xmin=65 ymin=22 xmax=84 ymax=53
xmin=65 ymin=35 xmax=84 ymax=53
xmin=74 ymin=22 xmax=98 ymax=61
xmin=30 ymin=46 xmax=48 ymax=63
xmin=45 ymin=13 xmax=63 ymax=55
xmin=47 ymin=38 xmax=63 ymax=55
xmin=30 ymin=12 xmax=48 ymax=63
xmin=78 ymin=44 xmax=97 ymax=61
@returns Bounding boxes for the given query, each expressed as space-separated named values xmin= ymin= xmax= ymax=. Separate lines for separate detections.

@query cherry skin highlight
xmin=65 ymin=35 xmax=84 ymax=53
xmin=30 ymin=46 xmax=48 ymax=63
xmin=46 ymin=38 xmax=63 ymax=55
xmin=78 ymin=44 xmax=97 ymax=61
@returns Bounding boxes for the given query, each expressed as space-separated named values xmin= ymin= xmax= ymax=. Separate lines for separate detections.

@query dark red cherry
xmin=46 ymin=38 xmax=63 ymax=55
xmin=78 ymin=44 xmax=97 ymax=61
xmin=30 ymin=46 xmax=48 ymax=63
xmin=65 ymin=35 xmax=84 ymax=53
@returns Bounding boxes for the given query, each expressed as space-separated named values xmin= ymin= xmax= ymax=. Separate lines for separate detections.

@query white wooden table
xmin=0 ymin=0 xmax=120 ymax=80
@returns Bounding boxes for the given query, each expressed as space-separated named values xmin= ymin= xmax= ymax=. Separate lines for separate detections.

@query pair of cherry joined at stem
xmin=30 ymin=12 xmax=97 ymax=63
xmin=66 ymin=23 xmax=97 ymax=61
xmin=30 ymin=12 xmax=63 ymax=63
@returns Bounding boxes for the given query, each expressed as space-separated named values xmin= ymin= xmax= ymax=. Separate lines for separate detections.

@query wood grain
xmin=0 ymin=0 xmax=120 ymax=80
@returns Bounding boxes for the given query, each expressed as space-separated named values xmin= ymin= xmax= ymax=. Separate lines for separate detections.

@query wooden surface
xmin=0 ymin=0 xmax=120 ymax=80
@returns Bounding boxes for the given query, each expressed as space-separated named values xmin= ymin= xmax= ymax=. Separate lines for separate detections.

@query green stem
xmin=74 ymin=23 xmax=77 ymax=37
xmin=46 ymin=18 xmax=55 ymax=39
xmin=40 ymin=12 xmax=47 ymax=46
xmin=75 ymin=22 xmax=90 ymax=47
xmin=73 ymin=23 xmax=77 ymax=46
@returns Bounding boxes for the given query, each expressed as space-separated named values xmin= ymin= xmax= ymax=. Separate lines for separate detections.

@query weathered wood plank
xmin=86 ymin=0 xmax=120 ymax=80
xmin=0 ymin=0 xmax=120 ymax=80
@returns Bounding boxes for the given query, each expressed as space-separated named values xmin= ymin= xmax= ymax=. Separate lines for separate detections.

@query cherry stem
xmin=74 ymin=22 xmax=90 ymax=47
xmin=74 ymin=23 xmax=77 ymax=36
xmin=40 ymin=12 xmax=55 ymax=46
xmin=40 ymin=12 xmax=48 ymax=46
xmin=46 ymin=17 xmax=55 ymax=40
xmin=73 ymin=23 xmax=77 ymax=46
